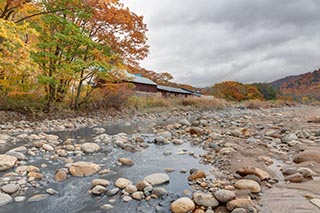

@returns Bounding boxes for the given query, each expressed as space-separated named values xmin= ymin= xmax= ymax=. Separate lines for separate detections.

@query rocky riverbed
xmin=1 ymin=106 xmax=320 ymax=212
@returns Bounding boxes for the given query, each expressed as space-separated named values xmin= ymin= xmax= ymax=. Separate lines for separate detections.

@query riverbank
xmin=0 ymin=105 xmax=320 ymax=212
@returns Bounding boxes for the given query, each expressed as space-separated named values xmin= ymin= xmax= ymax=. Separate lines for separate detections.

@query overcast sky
xmin=121 ymin=0 xmax=320 ymax=86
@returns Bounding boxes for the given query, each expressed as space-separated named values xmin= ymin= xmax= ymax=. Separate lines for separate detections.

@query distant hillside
xmin=270 ymin=69 xmax=320 ymax=100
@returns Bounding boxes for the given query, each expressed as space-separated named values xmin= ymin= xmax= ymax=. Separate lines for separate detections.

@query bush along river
xmin=2 ymin=106 xmax=320 ymax=212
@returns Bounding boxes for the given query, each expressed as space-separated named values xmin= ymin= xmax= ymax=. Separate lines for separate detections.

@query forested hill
xmin=270 ymin=69 xmax=320 ymax=100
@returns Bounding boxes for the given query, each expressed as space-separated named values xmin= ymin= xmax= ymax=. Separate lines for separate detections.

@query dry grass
xmin=126 ymin=95 xmax=227 ymax=111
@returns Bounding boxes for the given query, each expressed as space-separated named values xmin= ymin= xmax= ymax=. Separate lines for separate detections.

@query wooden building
xmin=126 ymin=72 xmax=158 ymax=93
xmin=157 ymin=85 xmax=193 ymax=97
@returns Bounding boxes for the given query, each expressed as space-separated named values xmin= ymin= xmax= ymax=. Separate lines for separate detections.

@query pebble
xmin=2 ymin=184 xmax=19 ymax=194
xmin=144 ymin=173 xmax=170 ymax=186
xmin=115 ymin=178 xmax=132 ymax=189
xmin=193 ymin=191 xmax=219 ymax=208
xmin=214 ymin=189 xmax=236 ymax=203
xmin=171 ymin=197 xmax=195 ymax=213
xmin=235 ymin=179 xmax=261 ymax=193
xmin=0 ymin=193 xmax=13 ymax=206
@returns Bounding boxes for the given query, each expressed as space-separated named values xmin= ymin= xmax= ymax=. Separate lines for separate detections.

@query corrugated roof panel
xmin=126 ymin=72 xmax=157 ymax=86
xmin=157 ymin=85 xmax=192 ymax=94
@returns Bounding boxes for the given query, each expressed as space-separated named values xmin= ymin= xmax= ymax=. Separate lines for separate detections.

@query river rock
xmin=193 ymin=191 xmax=219 ymax=208
xmin=91 ymin=185 xmax=107 ymax=195
xmin=258 ymin=156 xmax=273 ymax=165
xmin=14 ymin=196 xmax=26 ymax=202
xmin=114 ymin=178 xmax=132 ymax=189
xmin=123 ymin=195 xmax=132 ymax=202
xmin=2 ymin=184 xmax=19 ymax=194
xmin=8 ymin=146 xmax=27 ymax=153
xmin=136 ymin=180 xmax=151 ymax=191
xmin=42 ymin=144 xmax=54 ymax=152
xmin=106 ymin=188 xmax=119 ymax=196
xmin=28 ymin=172 xmax=43 ymax=180
xmin=132 ymin=191 xmax=144 ymax=200
xmin=81 ymin=143 xmax=101 ymax=153
xmin=231 ymin=208 xmax=247 ymax=213
xmin=144 ymin=173 xmax=170 ymax=186
xmin=237 ymin=167 xmax=270 ymax=180
xmin=69 ymin=161 xmax=100 ymax=177
xmin=5 ymin=151 xmax=27 ymax=160
xmin=0 ymin=154 xmax=17 ymax=171
xmin=152 ymin=187 xmax=168 ymax=197
xmin=45 ymin=135 xmax=59 ymax=142
xmin=28 ymin=194 xmax=48 ymax=202
xmin=297 ymin=167 xmax=317 ymax=177
xmin=235 ymin=179 xmax=261 ymax=193
xmin=118 ymin=158 xmax=134 ymax=166
xmin=93 ymin=127 xmax=105 ymax=134
xmin=189 ymin=127 xmax=204 ymax=135
xmin=226 ymin=198 xmax=255 ymax=211
xmin=171 ymin=197 xmax=195 ymax=213
xmin=293 ymin=150 xmax=320 ymax=164
xmin=214 ymin=189 xmax=236 ymax=203
xmin=284 ymin=173 xmax=304 ymax=183
xmin=281 ymin=133 xmax=298 ymax=143
xmin=55 ymin=170 xmax=67 ymax=182
xmin=179 ymin=119 xmax=191 ymax=126
xmin=125 ymin=185 xmax=137 ymax=194
xmin=46 ymin=188 xmax=58 ymax=195
xmin=0 ymin=193 xmax=12 ymax=206
xmin=188 ymin=170 xmax=206 ymax=181
xmin=92 ymin=179 xmax=110 ymax=187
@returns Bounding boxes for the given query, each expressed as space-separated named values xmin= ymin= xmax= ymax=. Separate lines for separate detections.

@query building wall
xmin=133 ymin=82 xmax=158 ymax=93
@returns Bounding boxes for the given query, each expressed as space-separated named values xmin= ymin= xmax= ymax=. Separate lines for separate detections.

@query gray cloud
xmin=122 ymin=0 xmax=320 ymax=86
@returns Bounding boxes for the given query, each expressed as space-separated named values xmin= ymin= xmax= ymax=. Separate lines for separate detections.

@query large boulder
xmin=171 ymin=197 xmax=195 ymax=213
xmin=144 ymin=173 xmax=170 ymax=186
xmin=0 ymin=154 xmax=17 ymax=171
xmin=69 ymin=161 xmax=100 ymax=177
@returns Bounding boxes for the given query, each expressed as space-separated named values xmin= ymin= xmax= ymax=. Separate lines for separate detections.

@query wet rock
xmin=28 ymin=194 xmax=48 ymax=202
xmin=293 ymin=150 xmax=320 ymax=164
xmin=123 ymin=195 xmax=132 ymax=202
xmin=132 ymin=191 xmax=144 ymax=200
xmin=0 ymin=154 xmax=17 ymax=171
xmin=106 ymin=188 xmax=120 ymax=196
xmin=188 ymin=170 xmax=206 ymax=181
xmin=46 ymin=188 xmax=58 ymax=195
xmin=136 ymin=180 xmax=151 ymax=191
xmin=193 ymin=191 xmax=219 ymax=208
xmin=56 ymin=149 xmax=68 ymax=157
xmin=2 ymin=184 xmax=19 ymax=194
xmin=5 ymin=151 xmax=27 ymax=160
xmin=0 ymin=193 xmax=12 ymax=206
xmin=170 ymin=197 xmax=195 ymax=213
xmin=27 ymin=172 xmax=43 ymax=180
xmin=118 ymin=158 xmax=134 ymax=166
xmin=235 ymin=179 xmax=261 ymax=193
xmin=101 ymin=204 xmax=113 ymax=210
xmin=69 ymin=161 xmax=100 ymax=177
xmin=281 ymin=167 xmax=298 ymax=176
xmin=8 ymin=146 xmax=27 ymax=153
xmin=144 ymin=173 xmax=170 ymax=186
xmin=226 ymin=198 xmax=255 ymax=211
xmin=81 ymin=143 xmax=101 ymax=153
xmin=284 ymin=173 xmax=304 ymax=183
xmin=152 ymin=187 xmax=168 ymax=197
xmin=45 ymin=135 xmax=59 ymax=141
xmin=214 ymin=189 xmax=236 ymax=203
xmin=125 ymin=185 xmax=137 ymax=194
xmin=65 ymin=145 xmax=75 ymax=151
xmin=189 ymin=127 xmax=204 ymax=135
xmin=14 ymin=196 xmax=26 ymax=202
xmin=55 ymin=170 xmax=67 ymax=182
xmin=42 ymin=144 xmax=54 ymax=152
xmin=92 ymin=179 xmax=110 ymax=187
xmin=115 ymin=178 xmax=132 ymax=189
xmin=91 ymin=185 xmax=107 ymax=195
